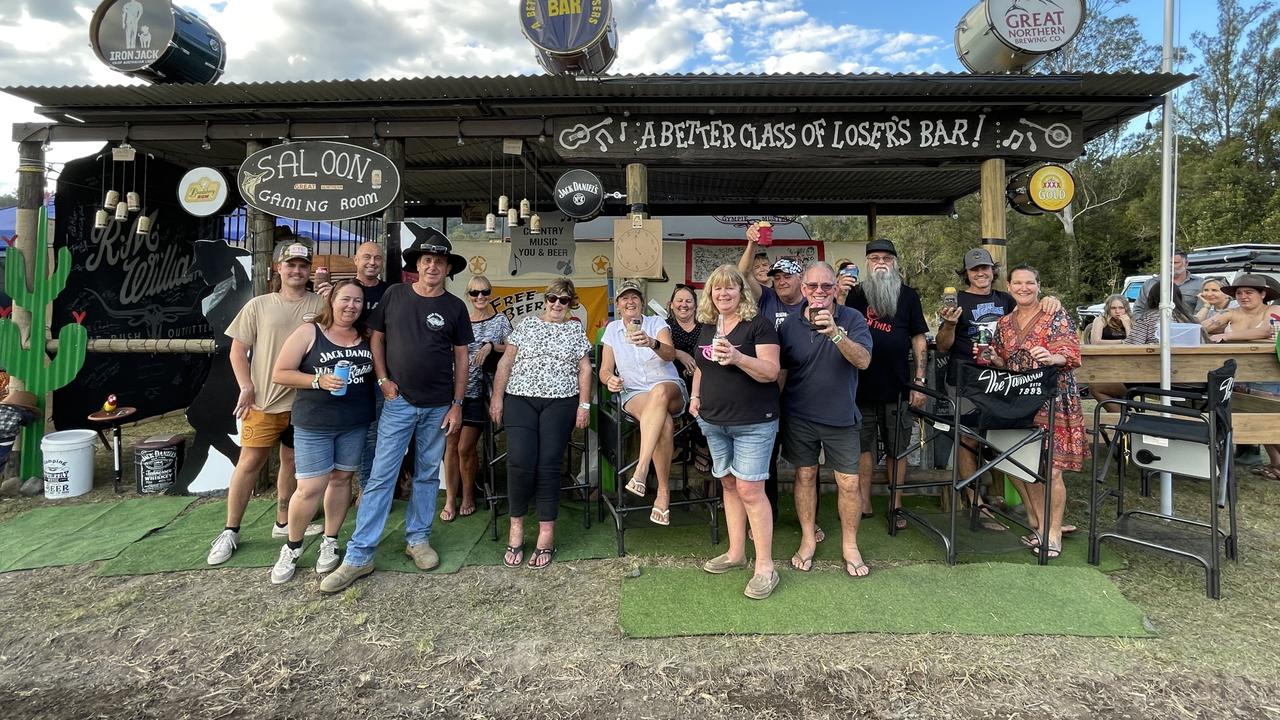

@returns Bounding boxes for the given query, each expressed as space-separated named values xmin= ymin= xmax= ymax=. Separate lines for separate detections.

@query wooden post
xmin=381 ymin=138 xmax=405 ymax=283
xmin=867 ymin=203 xmax=877 ymax=241
xmin=244 ymin=141 xmax=277 ymax=296
xmin=626 ymin=163 xmax=648 ymax=217
xmin=980 ymin=158 xmax=1007 ymax=289
xmin=11 ymin=140 xmax=46 ymax=395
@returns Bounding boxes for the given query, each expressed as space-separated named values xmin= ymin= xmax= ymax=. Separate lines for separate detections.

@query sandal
xmin=649 ymin=506 xmax=670 ymax=526
xmin=977 ymin=505 xmax=1007 ymax=532
xmin=1031 ymin=543 xmax=1061 ymax=559
xmin=815 ymin=525 xmax=826 ymax=543
xmin=789 ymin=552 xmax=815 ymax=572
xmin=625 ymin=476 xmax=647 ymax=497
xmin=1061 ymin=524 xmax=1078 ymax=535
xmin=1019 ymin=534 xmax=1041 ymax=548
xmin=894 ymin=515 xmax=907 ymax=531
xmin=527 ymin=546 xmax=556 ymax=570
xmin=458 ymin=503 xmax=476 ymax=518
xmin=439 ymin=505 xmax=457 ymax=523
xmin=843 ymin=556 xmax=871 ymax=579
xmin=503 ymin=545 xmax=523 ymax=568
xmin=1251 ymin=465 xmax=1280 ymax=481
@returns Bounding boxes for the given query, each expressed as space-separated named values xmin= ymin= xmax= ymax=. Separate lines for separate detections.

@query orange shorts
xmin=240 ymin=409 xmax=291 ymax=448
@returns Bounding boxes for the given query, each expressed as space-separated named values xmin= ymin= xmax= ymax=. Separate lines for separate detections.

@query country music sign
xmin=237 ymin=141 xmax=400 ymax=222
xmin=553 ymin=113 xmax=1083 ymax=163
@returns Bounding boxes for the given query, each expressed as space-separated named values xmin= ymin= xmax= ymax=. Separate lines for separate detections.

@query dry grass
xmin=2 ymin=418 xmax=1280 ymax=718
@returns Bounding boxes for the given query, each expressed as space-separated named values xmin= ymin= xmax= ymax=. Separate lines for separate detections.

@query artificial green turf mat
xmin=618 ymin=563 xmax=1152 ymax=638
xmin=97 ymin=496 xmax=489 ymax=576
xmin=0 ymin=497 xmax=194 ymax=573
xmin=465 ymin=494 xmax=1124 ymax=572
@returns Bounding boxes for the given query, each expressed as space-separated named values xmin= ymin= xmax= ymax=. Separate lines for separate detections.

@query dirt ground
xmin=2 ymin=419 xmax=1280 ymax=719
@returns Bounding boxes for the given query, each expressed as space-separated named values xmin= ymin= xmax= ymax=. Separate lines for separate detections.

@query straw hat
xmin=1221 ymin=273 xmax=1280 ymax=303
xmin=1 ymin=390 xmax=39 ymax=414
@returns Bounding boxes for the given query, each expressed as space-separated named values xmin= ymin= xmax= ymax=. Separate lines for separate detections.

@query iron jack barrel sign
xmin=553 ymin=113 xmax=1083 ymax=163
xmin=237 ymin=141 xmax=400 ymax=222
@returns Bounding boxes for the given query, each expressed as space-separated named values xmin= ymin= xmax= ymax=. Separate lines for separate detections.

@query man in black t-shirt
xmin=321 ymin=229 xmax=473 ymax=593
xmin=845 ymin=239 xmax=928 ymax=528
xmin=347 ymin=241 xmax=392 ymax=493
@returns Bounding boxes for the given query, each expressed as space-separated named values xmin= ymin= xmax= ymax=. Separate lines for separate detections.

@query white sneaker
xmin=271 ymin=544 xmax=303 ymax=584
xmin=316 ymin=537 xmax=341 ymax=574
xmin=271 ymin=522 xmax=324 ymax=539
xmin=206 ymin=529 xmax=239 ymax=565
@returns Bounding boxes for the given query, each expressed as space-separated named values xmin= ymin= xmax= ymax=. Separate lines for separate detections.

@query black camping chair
xmin=1088 ymin=360 xmax=1238 ymax=599
xmin=888 ymin=363 xmax=1060 ymax=565
xmin=594 ymin=342 xmax=720 ymax=556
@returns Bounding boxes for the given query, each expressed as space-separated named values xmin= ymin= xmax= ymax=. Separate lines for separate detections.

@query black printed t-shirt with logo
xmin=694 ymin=315 xmax=780 ymax=426
xmin=368 ymin=284 xmax=474 ymax=407
xmin=291 ymin=324 xmax=375 ymax=431
xmin=359 ymin=279 xmax=392 ymax=315
xmin=946 ymin=289 xmax=1015 ymax=384
xmin=846 ymin=285 xmax=929 ymax=403
xmin=758 ymin=286 xmax=803 ymax=330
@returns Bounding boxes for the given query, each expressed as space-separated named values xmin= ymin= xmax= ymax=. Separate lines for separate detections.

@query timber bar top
xmin=1079 ymin=343 xmax=1279 ymax=384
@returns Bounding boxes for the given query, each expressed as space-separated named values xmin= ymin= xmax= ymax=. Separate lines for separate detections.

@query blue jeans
xmin=345 ymin=396 xmax=448 ymax=567
xmin=357 ymin=393 xmax=385 ymax=491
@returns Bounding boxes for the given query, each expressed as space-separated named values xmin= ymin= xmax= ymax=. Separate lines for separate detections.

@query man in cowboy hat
xmin=0 ymin=390 xmax=41 ymax=489
xmin=321 ymin=227 xmax=473 ymax=593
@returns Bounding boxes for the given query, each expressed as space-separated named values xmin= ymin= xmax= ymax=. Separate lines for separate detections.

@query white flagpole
xmin=1158 ymin=0 xmax=1177 ymax=516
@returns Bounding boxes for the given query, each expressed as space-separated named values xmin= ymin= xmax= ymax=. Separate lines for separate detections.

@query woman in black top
xmin=666 ymin=284 xmax=711 ymax=473
xmin=269 ymin=280 xmax=375 ymax=584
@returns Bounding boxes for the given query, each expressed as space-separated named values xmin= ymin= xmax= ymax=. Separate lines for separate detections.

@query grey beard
xmin=864 ymin=268 xmax=901 ymax=318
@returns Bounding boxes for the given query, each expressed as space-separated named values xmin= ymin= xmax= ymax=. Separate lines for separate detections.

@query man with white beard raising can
xmin=844 ymin=239 xmax=928 ymax=528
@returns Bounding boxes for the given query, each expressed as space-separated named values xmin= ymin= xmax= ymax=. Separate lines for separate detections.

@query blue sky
xmin=0 ymin=0 xmax=1222 ymax=193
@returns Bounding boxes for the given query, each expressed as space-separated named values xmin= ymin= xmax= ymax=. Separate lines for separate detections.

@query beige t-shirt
xmin=225 ymin=292 xmax=327 ymax=414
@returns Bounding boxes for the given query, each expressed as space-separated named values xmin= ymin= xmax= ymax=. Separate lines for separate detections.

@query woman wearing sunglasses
xmin=490 ymin=278 xmax=593 ymax=569
xmin=440 ymin=275 xmax=512 ymax=523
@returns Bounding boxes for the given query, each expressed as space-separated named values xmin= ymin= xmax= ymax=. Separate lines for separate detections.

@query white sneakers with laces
xmin=271 ymin=544 xmax=303 ymax=584
xmin=206 ymin=529 xmax=239 ymax=565
xmin=316 ymin=537 xmax=341 ymax=574
xmin=271 ymin=522 xmax=323 ymax=539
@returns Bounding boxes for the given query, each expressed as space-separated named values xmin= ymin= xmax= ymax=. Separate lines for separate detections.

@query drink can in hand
xmin=331 ymin=360 xmax=351 ymax=396
xmin=756 ymin=221 xmax=773 ymax=247
xmin=315 ymin=266 xmax=331 ymax=286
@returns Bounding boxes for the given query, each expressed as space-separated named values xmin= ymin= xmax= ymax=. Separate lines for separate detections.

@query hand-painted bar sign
xmin=237 ymin=141 xmax=400 ymax=222
xmin=554 ymin=169 xmax=605 ymax=220
xmin=554 ymin=113 xmax=1083 ymax=162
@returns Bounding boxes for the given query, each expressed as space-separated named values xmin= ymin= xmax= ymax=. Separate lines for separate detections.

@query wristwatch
xmin=451 ymin=398 xmax=464 ymax=406
xmin=830 ymin=331 xmax=845 ymax=344
xmin=376 ymin=377 xmax=389 ymax=387
xmin=578 ymin=402 xmax=591 ymax=411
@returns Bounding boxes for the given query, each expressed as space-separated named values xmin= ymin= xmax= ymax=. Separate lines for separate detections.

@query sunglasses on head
xmin=545 ymin=294 xmax=574 ymax=306
xmin=468 ymin=289 xmax=492 ymax=297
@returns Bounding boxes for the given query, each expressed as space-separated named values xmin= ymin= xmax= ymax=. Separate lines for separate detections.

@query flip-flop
xmin=894 ymin=515 xmax=907 ymax=530
xmin=439 ymin=506 xmax=457 ymax=523
xmin=1251 ymin=465 xmax=1280 ymax=480
xmin=649 ymin=506 xmax=670 ymax=526
xmin=815 ymin=526 xmax=826 ymax=543
xmin=977 ymin=505 xmax=1008 ymax=532
xmin=503 ymin=545 xmax=523 ymax=568
xmin=458 ymin=504 xmax=476 ymax=517
xmin=843 ymin=557 xmax=871 ymax=579
xmin=789 ymin=552 xmax=815 ymax=572
xmin=1031 ymin=543 xmax=1061 ymax=559
xmin=1061 ymin=524 xmax=1078 ymax=535
xmin=625 ymin=476 xmax=647 ymax=497
xmin=1019 ymin=533 xmax=1041 ymax=548
xmin=527 ymin=547 xmax=556 ymax=569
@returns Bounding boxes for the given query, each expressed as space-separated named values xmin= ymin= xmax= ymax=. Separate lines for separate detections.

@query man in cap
xmin=207 ymin=240 xmax=328 ymax=565
xmin=777 ymin=261 xmax=873 ymax=575
xmin=0 ymin=390 xmax=40 ymax=488
xmin=1133 ymin=249 xmax=1204 ymax=317
xmin=844 ymin=239 xmax=928 ymax=526
xmin=936 ymin=247 xmax=1061 ymax=513
xmin=321 ymin=228 xmax=473 ymax=593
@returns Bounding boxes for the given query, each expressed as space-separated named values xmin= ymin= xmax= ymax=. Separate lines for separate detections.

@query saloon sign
xmin=554 ymin=113 xmax=1083 ymax=163
xmin=237 ymin=141 xmax=401 ymax=222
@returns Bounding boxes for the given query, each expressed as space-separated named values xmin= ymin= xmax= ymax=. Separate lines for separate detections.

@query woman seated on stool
xmin=598 ymin=280 xmax=687 ymax=525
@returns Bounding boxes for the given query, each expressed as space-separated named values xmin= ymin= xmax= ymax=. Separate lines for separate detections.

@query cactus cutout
xmin=0 ymin=206 xmax=89 ymax=479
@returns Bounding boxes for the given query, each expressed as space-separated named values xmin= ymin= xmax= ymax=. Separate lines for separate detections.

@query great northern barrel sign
xmin=237 ymin=141 xmax=400 ymax=222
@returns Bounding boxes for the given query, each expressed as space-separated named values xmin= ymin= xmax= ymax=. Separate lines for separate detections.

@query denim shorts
xmin=293 ymin=425 xmax=369 ymax=479
xmin=696 ymin=418 xmax=779 ymax=481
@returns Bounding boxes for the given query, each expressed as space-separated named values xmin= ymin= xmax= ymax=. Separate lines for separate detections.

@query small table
xmin=87 ymin=407 xmax=137 ymax=493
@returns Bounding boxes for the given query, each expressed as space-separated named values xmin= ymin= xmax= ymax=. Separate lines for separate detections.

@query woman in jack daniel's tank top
xmin=268 ymin=280 xmax=375 ymax=585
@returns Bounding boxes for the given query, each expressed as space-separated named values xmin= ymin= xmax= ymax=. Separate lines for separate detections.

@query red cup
xmin=757 ymin=224 xmax=774 ymax=247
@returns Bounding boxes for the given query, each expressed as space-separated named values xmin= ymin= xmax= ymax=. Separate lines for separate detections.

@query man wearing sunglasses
xmin=321 ymin=229 xmax=473 ymax=593
xmin=776 ymin=261 xmax=873 ymax=577
xmin=844 ymin=239 xmax=928 ymax=529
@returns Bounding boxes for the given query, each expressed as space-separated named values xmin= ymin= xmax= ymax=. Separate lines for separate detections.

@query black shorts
xmin=780 ymin=416 xmax=860 ymax=475
xmin=462 ymin=395 xmax=489 ymax=428
xmin=857 ymin=401 xmax=913 ymax=457
xmin=280 ymin=423 xmax=294 ymax=449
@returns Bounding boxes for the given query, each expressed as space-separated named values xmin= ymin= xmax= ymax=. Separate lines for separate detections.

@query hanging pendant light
xmin=94 ymin=210 xmax=109 ymax=229
xmin=104 ymin=190 xmax=120 ymax=211
xmin=529 ymin=214 xmax=542 ymax=234
xmin=114 ymin=202 xmax=129 ymax=221
xmin=485 ymin=213 xmax=497 ymax=234
xmin=136 ymin=214 xmax=152 ymax=236
xmin=126 ymin=191 xmax=140 ymax=212
xmin=519 ymin=197 xmax=531 ymax=219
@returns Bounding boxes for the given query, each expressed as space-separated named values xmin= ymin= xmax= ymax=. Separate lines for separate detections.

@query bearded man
xmin=845 ymin=239 xmax=928 ymax=526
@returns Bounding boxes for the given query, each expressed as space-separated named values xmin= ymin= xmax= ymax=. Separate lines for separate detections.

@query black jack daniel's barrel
xmin=520 ymin=0 xmax=618 ymax=76
xmin=90 ymin=0 xmax=226 ymax=84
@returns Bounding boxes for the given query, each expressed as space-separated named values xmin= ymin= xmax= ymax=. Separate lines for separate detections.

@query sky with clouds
xmin=0 ymin=0 xmax=1214 ymax=195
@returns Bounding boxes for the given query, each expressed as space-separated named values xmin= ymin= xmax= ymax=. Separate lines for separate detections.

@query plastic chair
xmin=1088 ymin=360 xmax=1238 ymax=599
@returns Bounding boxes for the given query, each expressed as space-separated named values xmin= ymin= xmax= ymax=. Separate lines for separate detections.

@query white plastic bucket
xmin=42 ymin=429 xmax=98 ymax=499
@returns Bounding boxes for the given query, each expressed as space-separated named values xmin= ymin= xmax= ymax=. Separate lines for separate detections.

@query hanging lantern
xmin=136 ymin=214 xmax=152 ymax=236
xmin=104 ymin=190 xmax=120 ymax=210
xmin=484 ymin=213 xmax=497 ymax=234
xmin=519 ymin=198 xmax=531 ymax=219
xmin=507 ymin=207 xmax=518 ymax=225
xmin=529 ymin=214 xmax=542 ymax=234
xmin=497 ymin=195 xmax=509 ymax=214
xmin=94 ymin=210 xmax=109 ymax=229
xmin=114 ymin=203 xmax=129 ymax=221
xmin=126 ymin=191 xmax=140 ymax=211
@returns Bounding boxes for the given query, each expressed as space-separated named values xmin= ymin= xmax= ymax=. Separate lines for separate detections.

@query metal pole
xmin=1158 ymin=0 xmax=1176 ymax=515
